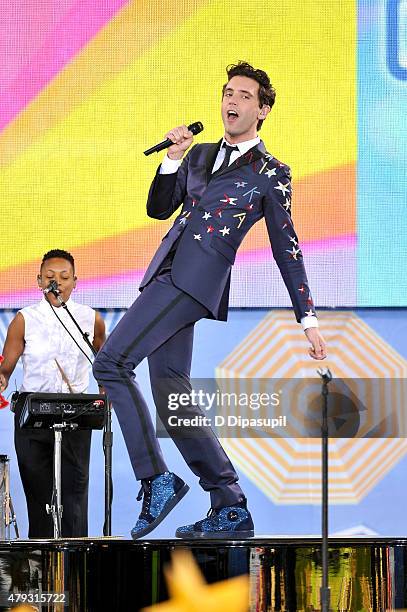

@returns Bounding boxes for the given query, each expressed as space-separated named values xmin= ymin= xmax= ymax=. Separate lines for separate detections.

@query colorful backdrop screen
xmin=0 ymin=0 xmax=405 ymax=308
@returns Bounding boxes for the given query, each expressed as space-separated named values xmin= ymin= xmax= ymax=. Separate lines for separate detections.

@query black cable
xmin=46 ymin=298 xmax=93 ymax=366
xmin=46 ymin=294 xmax=113 ymax=534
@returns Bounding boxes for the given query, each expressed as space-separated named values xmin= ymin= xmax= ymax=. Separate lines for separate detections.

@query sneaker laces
xmin=137 ymin=479 xmax=152 ymax=518
xmin=206 ymin=508 xmax=218 ymax=519
xmin=206 ymin=502 xmax=245 ymax=519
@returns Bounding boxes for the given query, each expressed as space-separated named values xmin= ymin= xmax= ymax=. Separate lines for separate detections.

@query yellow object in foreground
xmin=143 ymin=549 xmax=249 ymax=612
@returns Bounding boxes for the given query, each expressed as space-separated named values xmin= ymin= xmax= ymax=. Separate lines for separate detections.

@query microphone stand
xmin=317 ymin=367 xmax=332 ymax=612
xmin=49 ymin=290 xmax=113 ymax=537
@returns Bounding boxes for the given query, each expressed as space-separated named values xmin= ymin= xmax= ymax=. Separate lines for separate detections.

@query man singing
xmin=0 ymin=249 xmax=105 ymax=538
xmin=93 ymin=61 xmax=326 ymax=539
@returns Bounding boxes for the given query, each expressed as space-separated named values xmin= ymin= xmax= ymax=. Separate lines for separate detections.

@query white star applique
xmin=202 ymin=212 xmax=211 ymax=220
xmin=179 ymin=217 xmax=187 ymax=225
xmin=289 ymin=236 xmax=298 ymax=245
xmin=264 ymin=153 xmax=273 ymax=160
xmin=235 ymin=181 xmax=247 ymax=188
xmin=194 ymin=234 xmax=202 ymax=241
xmin=283 ymin=198 xmax=291 ymax=211
xmin=220 ymin=195 xmax=238 ymax=206
xmin=265 ymin=168 xmax=277 ymax=178
xmin=274 ymin=181 xmax=290 ymax=196
xmin=286 ymin=246 xmax=301 ymax=260
xmin=219 ymin=226 xmax=230 ymax=236
xmin=305 ymin=310 xmax=315 ymax=317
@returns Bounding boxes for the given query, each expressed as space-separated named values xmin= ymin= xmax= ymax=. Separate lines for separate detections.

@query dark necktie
xmin=213 ymin=143 xmax=238 ymax=176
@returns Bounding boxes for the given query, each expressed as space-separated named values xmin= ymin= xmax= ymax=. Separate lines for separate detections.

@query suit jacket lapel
xmin=204 ymin=141 xmax=222 ymax=184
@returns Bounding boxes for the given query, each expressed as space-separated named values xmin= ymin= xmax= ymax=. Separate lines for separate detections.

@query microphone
xmin=43 ymin=280 xmax=60 ymax=296
xmin=143 ymin=122 xmax=204 ymax=156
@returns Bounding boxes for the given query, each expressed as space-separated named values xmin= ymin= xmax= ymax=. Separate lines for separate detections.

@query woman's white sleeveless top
xmin=19 ymin=297 xmax=95 ymax=393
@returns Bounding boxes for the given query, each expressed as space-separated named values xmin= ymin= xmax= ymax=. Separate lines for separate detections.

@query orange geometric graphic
xmin=216 ymin=311 xmax=407 ymax=503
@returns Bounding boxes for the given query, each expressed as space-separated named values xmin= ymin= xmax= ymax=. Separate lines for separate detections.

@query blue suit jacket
xmin=140 ymin=140 xmax=316 ymax=322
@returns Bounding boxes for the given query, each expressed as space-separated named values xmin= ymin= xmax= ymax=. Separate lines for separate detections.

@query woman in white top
xmin=0 ymin=249 xmax=105 ymax=538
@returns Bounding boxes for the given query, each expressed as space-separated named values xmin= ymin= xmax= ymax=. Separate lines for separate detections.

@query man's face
xmin=221 ymin=75 xmax=270 ymax=143
xmin=37 ymin=257 xmax=76 ymax=307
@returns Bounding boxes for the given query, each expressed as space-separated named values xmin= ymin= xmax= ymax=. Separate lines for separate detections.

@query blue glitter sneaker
xmin=131 ymin=472 xmax=189 ymax=540
xmin=175 ymin=501 xmax=254 ymax=539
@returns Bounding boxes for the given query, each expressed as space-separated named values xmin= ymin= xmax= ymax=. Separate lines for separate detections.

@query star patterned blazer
xmin=140 ymin=140 xmax=316 ymax=323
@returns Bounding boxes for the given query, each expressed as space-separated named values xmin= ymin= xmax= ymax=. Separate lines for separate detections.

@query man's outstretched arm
xmin=263 ymin=164 xmax=326 ymax=360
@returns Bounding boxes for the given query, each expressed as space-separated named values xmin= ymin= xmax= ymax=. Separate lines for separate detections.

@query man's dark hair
xmin=222 ymin=61 xmax=276 ymax=130
xmin=41 ymin=249 xmax=75 ymax=272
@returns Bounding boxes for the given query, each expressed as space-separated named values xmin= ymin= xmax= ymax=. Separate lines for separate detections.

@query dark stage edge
xmin=1 ymin=536 xmax=407 ymax=611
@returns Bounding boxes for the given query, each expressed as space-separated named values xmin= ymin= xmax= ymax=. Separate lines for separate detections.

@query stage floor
xmin=1 ymin=536 xmax=407 ymax=611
